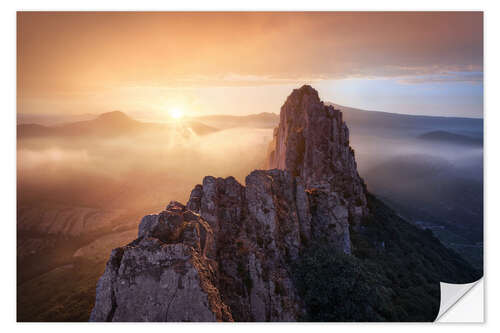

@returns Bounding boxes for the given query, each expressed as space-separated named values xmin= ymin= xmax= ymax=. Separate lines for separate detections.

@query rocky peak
xmin=267 ymin=85 xmax=368 ymax=225
xmin=97 ymin=111 xmax=134 ymax=123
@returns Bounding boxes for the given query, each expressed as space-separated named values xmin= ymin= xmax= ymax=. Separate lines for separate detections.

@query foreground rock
xmin=185 ymin=171 xmax=307 ymax=321
xmin=90 ymin=201 xmax=232 ymax=322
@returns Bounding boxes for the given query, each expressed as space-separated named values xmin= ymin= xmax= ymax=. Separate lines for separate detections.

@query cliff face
xmin=90 ymin=86 xmax=371 ymax=322
xmin=184 ymin=171 xmax=308 ymax=321
xmin=267 ymin=85 xmax=368 ymax=224
xmin=267 ymin=85 xmax=369 ymax=252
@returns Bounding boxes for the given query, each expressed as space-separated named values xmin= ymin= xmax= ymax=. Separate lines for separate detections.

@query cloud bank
xmin=18 ymin=12 xmax=483 ymax=97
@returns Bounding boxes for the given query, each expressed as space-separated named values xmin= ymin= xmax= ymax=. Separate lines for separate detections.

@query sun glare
xmin=169 ymin=108 xmax=184 ymax=120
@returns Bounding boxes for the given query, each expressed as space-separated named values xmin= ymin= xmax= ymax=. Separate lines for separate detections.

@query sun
xmin=169 ymin=108 xmax=184 ymax=120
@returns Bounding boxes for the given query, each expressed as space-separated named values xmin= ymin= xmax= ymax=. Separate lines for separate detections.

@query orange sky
xmin=17 ymin=12 xmax=483 ymax=119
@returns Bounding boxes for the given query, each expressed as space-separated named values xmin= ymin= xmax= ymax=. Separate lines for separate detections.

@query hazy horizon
xmin=17 ymin=98 xmax=484 ymax=127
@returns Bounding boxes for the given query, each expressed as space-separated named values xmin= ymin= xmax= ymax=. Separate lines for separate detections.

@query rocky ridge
xmin=90 ymin=85 xmax=371 ymax=322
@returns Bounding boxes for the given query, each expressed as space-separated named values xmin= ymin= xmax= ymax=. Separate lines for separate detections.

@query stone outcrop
xmin=90 ymin=201 xmax=233 ymax=322
xmin=267 ymin=85 xmax=368 ymax=231
xmin=185 ymin=171 xmax=308 ymax=321
xmin=91 ymin=85 xmax=369 ymax=322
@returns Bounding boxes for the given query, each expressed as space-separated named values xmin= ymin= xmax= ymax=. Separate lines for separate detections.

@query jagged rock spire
xmin=267 ymin=85 xmax=368 ymax=224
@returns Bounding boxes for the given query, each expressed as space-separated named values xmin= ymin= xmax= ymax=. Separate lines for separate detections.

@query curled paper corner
xmin=435 ymin=278 xmax=484 ymax=322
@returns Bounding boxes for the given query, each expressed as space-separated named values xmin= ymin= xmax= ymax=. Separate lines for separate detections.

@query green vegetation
xmin=430 ymin=229 xmax=483 ymax=270
xmin=292 ymin=193 xmax=481 ymax=322
xmin=17 ymin=257 xmax=105 ymax=322
xmin=17 ymin=218 xmax=140 ymax=322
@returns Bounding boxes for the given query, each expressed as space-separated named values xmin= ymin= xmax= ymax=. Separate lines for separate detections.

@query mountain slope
xmin=295 ymin=192 xmax=479 ymax=321
xmin=328 ymin=103 xmax=483 ymax=138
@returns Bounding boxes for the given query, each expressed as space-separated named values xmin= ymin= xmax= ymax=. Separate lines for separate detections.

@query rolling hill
xmin=18 ymin=111 xmax=219 ymax=138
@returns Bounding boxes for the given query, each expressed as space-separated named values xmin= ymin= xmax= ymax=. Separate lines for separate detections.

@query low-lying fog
xmin=17 ymin=116 xmax=483 ymax=232
xmin=18 ymin=126 xmax=273 ymax=213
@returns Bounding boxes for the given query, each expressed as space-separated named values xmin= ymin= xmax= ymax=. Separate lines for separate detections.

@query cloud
xmin=398 ymin=72 xmax=484 ymax=85
xmin=18 ymin=12 xmax=483 ymax=95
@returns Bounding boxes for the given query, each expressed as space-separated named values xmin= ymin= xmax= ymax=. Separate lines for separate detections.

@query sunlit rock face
xmin=269 ymin=86 xmax=365 ymax=190
xmin=90 ymin=201 xmax=232 ymax=322
xmin=91 ymin=85 xmax=368 ymax=322
xmin=185 ymin=171 xmax=307 ymax=321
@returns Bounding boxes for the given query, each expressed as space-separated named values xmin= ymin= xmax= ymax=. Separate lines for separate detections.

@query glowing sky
xmin=17 ymin=12 xmax=483 ymax=119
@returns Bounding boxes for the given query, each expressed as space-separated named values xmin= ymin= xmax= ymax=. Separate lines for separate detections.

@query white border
xmin=3 ymin=1 xmax=499 ymax=332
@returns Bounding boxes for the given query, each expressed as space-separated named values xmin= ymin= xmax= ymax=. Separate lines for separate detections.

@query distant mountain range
xmin=329 ymin=103 xmax=483 ymax=135
xmin=191 ymin=112 xmax=279 ymax=129
xmin=417 ymin=130 xmax=482 ymax=146
xmin=191 ymin=103 xmax=483 ymax=141
xmin=19 ymin=104 xmax=483 ymax=140
xmin=17 ymin=113 xmax=97 ymax=126
xmin=17 ymin=111 xmax=219 ymax=138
